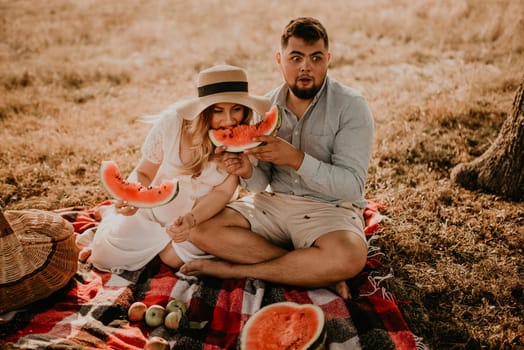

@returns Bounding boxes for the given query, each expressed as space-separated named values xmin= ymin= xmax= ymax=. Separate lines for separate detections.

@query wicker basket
xmin=0 ymin=208 xmax=79 ymax=314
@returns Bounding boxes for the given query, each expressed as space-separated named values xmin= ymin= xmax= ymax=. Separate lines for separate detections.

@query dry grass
xmin=1 ymin=0 xmax=523 ymax=348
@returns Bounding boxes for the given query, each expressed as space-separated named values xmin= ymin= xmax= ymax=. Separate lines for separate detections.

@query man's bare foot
xmin=333 ymin=280 xmax=351 ymax=299
xmin=180 ymin=259 xmax=239 ymax=279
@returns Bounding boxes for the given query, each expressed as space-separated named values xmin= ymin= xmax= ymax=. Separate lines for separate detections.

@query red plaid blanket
xmin=0 ymin=201 xmax=425 ymax=349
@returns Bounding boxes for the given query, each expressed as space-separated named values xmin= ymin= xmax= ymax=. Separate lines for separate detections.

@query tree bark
xmin=451 ymin=77 xmax=524 ymax=201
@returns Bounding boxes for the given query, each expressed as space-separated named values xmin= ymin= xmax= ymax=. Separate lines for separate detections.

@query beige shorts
xmin=227 ymin=192 xmax=367 ymax=249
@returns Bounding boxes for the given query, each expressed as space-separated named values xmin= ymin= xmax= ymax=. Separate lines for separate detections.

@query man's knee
xmin=188 ymin=220 xmax=214 ymax=251
xmin=340 ymin=236 xmax=367 ymax=278
xmin=316 ymin=231 xmax=367 ymax=278
xmin=188 ymin=207 xmax=247 ymax=251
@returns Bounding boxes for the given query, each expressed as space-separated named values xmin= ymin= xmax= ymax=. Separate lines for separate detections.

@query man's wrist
xmin=293 ymin=150 xmax=305 ymax=170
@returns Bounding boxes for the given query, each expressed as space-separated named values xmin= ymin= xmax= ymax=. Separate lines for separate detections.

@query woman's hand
xmin=114 ymin=200 xmax=138 ymax=216
xmin=214 ymin=146 xmax=253 ymax=179
xmin=166 ymin=213 xmax=196 ymax=243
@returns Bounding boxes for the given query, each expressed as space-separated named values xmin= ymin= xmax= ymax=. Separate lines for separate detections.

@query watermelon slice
xmin=99 ymin=160 xmax=179 ymax=208
xmin=208 ymin=105 xmax=282 ymax=152
xmin=240 ymin=302 xmax=326 ymax=350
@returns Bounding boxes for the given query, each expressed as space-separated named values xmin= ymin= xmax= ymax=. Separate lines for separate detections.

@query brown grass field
xmin=1 ymin=0 xmax=523 ymax=348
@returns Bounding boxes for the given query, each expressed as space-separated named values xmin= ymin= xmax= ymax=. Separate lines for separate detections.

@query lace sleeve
xmin=141 ymin=122 xmax=163 ymax=164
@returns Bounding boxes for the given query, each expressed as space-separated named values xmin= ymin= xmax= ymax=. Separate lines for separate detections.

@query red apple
xmin=128 ymin=301 xmax=148 ymax=323
xmin=143 ymin=336 xmax=169 ymax=350
xmin=164 ymin=308 xmax=183 ymax=330
xmin=144 ymin=304 xmax=166 ymax=328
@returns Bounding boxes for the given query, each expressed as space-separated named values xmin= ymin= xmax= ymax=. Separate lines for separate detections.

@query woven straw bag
xmin=0 ymin=208 xmax=79 ymax=314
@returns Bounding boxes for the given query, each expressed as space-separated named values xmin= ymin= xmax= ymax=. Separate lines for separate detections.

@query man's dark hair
xmin=281 ymin=17 xmax=329 ymax=50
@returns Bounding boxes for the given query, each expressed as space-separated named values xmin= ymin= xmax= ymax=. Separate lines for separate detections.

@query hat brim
xmin=176 ymin=92 xmax=272 ymax=120
xmin=0 ymin=210 xmax=78 ymax=314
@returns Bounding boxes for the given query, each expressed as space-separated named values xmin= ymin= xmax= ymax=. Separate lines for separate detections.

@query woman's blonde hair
xmin=178 ymin=104 xmax=252 ymax=176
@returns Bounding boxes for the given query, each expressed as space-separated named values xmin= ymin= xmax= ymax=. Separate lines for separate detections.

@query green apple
xmin=143 ymin=336 xmax=169 ymax=350
xmin=144 ymin=304 xmax=166 ymax=328
xmin=164 ymin=309 xmax=183 ymax=330
xmin=165 ymin=299 xmax=187 ymax=315
xmin=127 ymin=301 xmax=148 ymax=323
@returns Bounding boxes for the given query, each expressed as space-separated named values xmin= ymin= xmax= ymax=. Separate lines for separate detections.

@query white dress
xmin=90 ymin=112 xmax=228 ymax=272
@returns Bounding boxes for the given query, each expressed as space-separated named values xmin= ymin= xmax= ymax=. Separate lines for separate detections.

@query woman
xmin=88 ymin=65 xmax=271 ymax=272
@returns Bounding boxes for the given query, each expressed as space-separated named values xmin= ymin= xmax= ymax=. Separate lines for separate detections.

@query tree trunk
xmin=451 ymin=77 xmax=524 ymax=201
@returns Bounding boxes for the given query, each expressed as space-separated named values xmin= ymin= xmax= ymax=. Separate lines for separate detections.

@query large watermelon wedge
xmin=208 ymin=105 xmax=282 ymax=153
xmin=99 ymin=160 xmax=179 ymax=208
xmin=239 ymin=302 xmax=326 ymax=350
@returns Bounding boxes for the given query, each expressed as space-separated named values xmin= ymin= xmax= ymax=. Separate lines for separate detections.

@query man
xmin=180 ymin=17 xmax=375 ymax=299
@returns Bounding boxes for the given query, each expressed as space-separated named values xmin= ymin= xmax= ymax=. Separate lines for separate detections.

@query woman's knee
xmin=159 ymin=244 xmax=183 ymax=269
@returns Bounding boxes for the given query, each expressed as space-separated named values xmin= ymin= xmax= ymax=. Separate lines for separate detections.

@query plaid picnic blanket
xmin=0 ymin=201 xmax=426 ymax=350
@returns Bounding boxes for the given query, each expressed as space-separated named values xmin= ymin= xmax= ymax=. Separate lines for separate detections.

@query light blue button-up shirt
xmin=241 ymin=75 xmax=375 ymax=208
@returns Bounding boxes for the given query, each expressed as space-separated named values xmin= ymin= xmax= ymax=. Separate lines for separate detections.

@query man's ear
xmin=276 ymin=51 xmax=281 ymax=65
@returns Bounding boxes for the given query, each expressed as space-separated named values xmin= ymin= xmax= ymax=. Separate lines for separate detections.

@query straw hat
xmin=177 ymin=64 xmax=272 ymax=120
xmin=0 ymin=208 xmax=79 ymax=313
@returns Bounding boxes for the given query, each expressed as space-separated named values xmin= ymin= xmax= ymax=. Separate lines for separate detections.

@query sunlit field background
xmin=1 ymin=1 xmax=523 ymax=348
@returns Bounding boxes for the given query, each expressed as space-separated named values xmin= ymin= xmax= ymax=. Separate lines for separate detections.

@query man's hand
xmin=245 ymin=136 xmax=304 ymax=170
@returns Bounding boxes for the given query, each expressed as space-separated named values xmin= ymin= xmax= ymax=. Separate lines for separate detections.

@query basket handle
xmin=0 ymin=208 xmax=15 ymax=237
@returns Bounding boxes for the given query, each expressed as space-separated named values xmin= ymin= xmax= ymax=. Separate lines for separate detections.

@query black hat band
xmin=198 ymin=81 xmax=248 ymax=97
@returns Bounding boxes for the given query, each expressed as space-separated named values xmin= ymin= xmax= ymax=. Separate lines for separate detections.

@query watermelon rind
xmin=208 ymin=105 xmax=282 ymax=153
xmin=239 ymin=301 xmax=326 ymax=350
xmin=99 ymin=160 xmax=179 ymax=209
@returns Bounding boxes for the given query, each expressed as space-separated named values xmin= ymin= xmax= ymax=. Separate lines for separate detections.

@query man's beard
xmin=290 ymin=83 xmax=320 ymax=100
